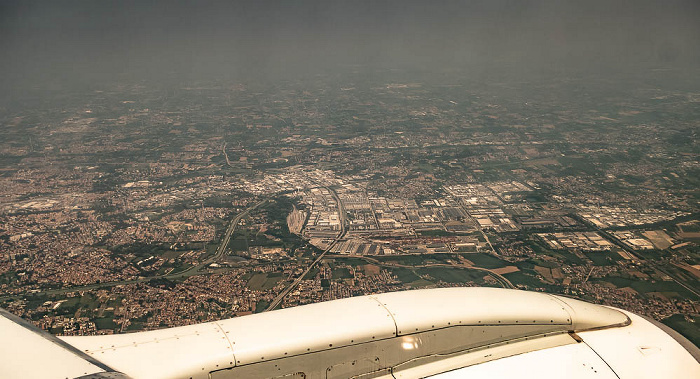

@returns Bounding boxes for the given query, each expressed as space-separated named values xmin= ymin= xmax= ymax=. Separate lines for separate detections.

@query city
xmin=0 ymin=70 xmax=698 ymax=347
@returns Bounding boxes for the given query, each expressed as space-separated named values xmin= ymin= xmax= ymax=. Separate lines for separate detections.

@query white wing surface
xmin=1 ymin=287 xmax=698 ymax=378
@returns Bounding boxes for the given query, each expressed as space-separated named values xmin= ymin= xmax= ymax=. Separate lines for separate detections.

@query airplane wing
xmin=1 ymin=287 xmax=698 ymax=378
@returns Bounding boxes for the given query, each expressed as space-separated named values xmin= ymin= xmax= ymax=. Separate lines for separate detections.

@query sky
xmin=1 ymin=0 xmax=699 ymax=89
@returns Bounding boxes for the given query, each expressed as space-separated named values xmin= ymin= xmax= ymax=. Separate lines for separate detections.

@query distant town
xmin=0 ymin=69 xmax=698 ymax=344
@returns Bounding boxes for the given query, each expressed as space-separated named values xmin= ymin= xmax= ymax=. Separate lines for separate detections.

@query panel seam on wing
xmin=582 ymin=340 xmax=622 ymax=379
xmin=545 ymin=294 xmax=575 ymax=331
xmin=369 ymin=295 xmax=399 ymax=336
xmin=213 ymin=321 xmax=238 ymax=368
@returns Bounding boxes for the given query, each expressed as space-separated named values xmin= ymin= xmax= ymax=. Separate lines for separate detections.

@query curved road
xmin=333 ymin=255 xmax=514 ymax=289
xmin=264 ymin=186 xmax=347 ymax=311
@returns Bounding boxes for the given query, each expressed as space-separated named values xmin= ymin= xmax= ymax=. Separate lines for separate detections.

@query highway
xmin=329 ymin=255 xmax=515 ymax=289
xmin=580 ymin=216 xmax=700 ymax=299
xmin=264 ymin=186 xmax=515 ymax=312
xmin=221 ymin=142 xmax=233 ymax=167
xmin=460 ymin=208 xmax=500 ymax=256
xmin=264 ymin=186 xmax=347 ymax=311
xmin=183 ymin=198 xmax=268 ymax=274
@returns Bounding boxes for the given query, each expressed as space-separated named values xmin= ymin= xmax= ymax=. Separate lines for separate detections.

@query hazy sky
xmin=1 ymin=0 xmax=699 ymax=88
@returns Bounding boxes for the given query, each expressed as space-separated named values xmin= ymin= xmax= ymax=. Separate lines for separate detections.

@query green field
xmin=95 ymin=317 xmax=118 ymax=330
xmin=304 ymin=266 xmax=320 ymax=280
xmin=334 ymin=257 xmax=370 ymax=266
xmin=377 ymin=253 xmax=458 ymax=266
xmin=61 ymin=297 xmax=81 ymax=309
xmin=595 ymin=276 xmax=699 ymax=300
xmin=228 ymin=238 xmax=248 ymax=252
xmin=390 ymin=267 xmax=421 ymax=282
xmin=455 ymin=245 xmax=477 ymax=252
xmin=247 ymin=273 xmax=284 ymax=290
xmin=416 ymin=267 xmax=485 ymax=284
xmin=662 ymin=314 xmax=700 ymax=347
xmin=520 ymin=258 xmax=558 ymax=269
xmin=409 ymin=278 xmax=436 ymax=288
xmin=254 ymin=300 xmax=270 ymax=313
xmin=418 ymin=229 xmax=455 ymax=236
xmin=332 ymin=267 xmax=353 ymax=279
xmin=527 ymin=240 xmax=585 ymax=265
xmin=376 ymin=255 xmax=429 ymax=266
xmin=127 ymin=321 xmax=144 ymax=331
xmin=503 ymin=271 xmax=558 ymax=291
xmin=162 ymin=250 xmax=184 ymax=259
xmin=463 ymin=253 xmax=508 ymax=269
xmin=680 ymin=223 xmax=700 ymax=233
xmin=586 ymin=252 xmax=622 ymax=266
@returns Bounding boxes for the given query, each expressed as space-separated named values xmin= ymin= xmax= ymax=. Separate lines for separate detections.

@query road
xmin=195 ymin=199 xmax=268 ymax=268
xmin=264 ymin=186 xmax=347 ymax=311
xmin=456 ymin=203 xmax=500 ymax=257
xmin=589 ymin=221 xmax=700 ymax=299
xmin=221 ymin=142 xmax=232 ymax=167
xmin=264 ymin=185 xmax=515 ymax=312
xmin=334 ymin=255 xmax=515 ymax=289
xmin=0 ymin=199 xmax=268 ymax=302
xmin=465 ymin=214 xmax=498 ymax=255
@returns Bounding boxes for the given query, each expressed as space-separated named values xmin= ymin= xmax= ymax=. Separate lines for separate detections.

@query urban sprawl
xmin=0 ymin=70 xmax=698 ymax=344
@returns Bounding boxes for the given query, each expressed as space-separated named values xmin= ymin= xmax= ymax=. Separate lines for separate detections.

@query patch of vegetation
xmin=390 ymin=267 xmax=420 ymax=282
xmin=147 ymin=277 xmax=177 ymax=290
xmin=254 ymin=300 xmax=270 ymax=313
xmin=227 ymin=236 xmax=249 ymax=252
xmin=95 ymin=317 xmax=118 ymax=330
xmin=331 ymin=267 xmax=353 ymax=279
xmin=334 ymin=257 xmax=370 ymax=266
xmin=528 ymin=242 xmax=585 ymax=265
xmin=586 ymin=252 xmax=622 ymax=266
xmin=111 ymin=242 xmax=170 ymax=259
xmin=595 ymin=276 xmax=699 ymax=300
xmin=418 ymin=229 xmax=455 ymax=236
xmin=304 ymin=266 xmax=320 ymax=280
xmin=375 ymin=255 xmax=427 ymax=266
xmin=127 ymin=321 xmax=144 ymax=331
xmin=463 ymin=253 xmax=508 ymax=269
xmin=416 ymin=267 xmax=485 ymax=284
xmin=662 ymin=314 xmax=700 ymax=347
xmin=503 ymin=271 xmax=558 ymax=291
xmin=247 ymin=273 xmax=282 ymax=290
xmin=409 ymin=278 xmax=435 ymax=288
xmin=376 ymin=253 xmax=457 ymax=266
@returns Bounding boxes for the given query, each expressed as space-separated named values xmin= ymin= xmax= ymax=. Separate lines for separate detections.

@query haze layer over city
xmin=1 ymin=1 xmax=699 ymax=346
